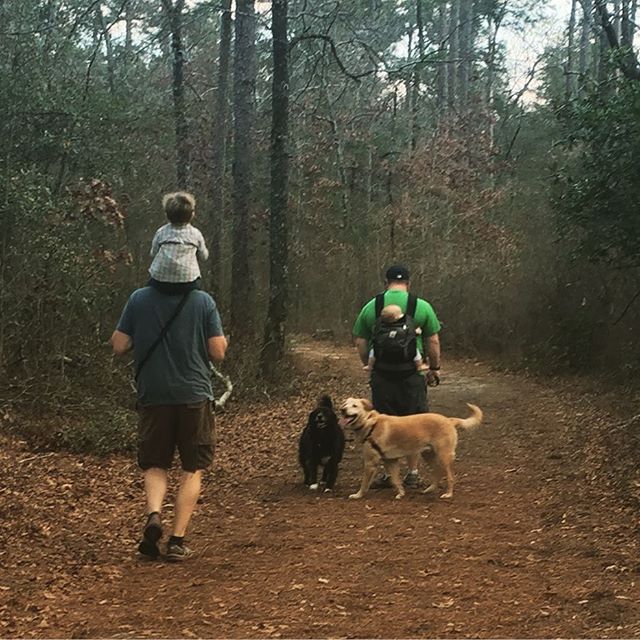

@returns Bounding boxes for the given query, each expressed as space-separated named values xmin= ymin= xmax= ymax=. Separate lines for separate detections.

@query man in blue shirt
xmin=111 ymin=286 xmax=227 ymax=561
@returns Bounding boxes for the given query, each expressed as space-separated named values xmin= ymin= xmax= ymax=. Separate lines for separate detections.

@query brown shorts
xmin=137 ymin=401 xmax=215 ymax=472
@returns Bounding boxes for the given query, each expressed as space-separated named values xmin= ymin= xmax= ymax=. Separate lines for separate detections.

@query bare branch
xmin=289 ymin=34 xmax=374 ymax=81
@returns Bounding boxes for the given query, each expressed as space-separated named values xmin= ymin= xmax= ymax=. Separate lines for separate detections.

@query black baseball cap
xmin=385 ymin=265 xmax=410 ymax=281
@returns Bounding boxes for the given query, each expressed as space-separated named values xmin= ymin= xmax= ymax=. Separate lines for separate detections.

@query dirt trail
xmin=2 ymin=338 xmax=640 ymax=638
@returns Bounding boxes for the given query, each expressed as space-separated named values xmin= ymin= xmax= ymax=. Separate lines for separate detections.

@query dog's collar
xmin=363 ymin=423 xmax=377 ymax=441
xmin=363 ymin=424 xmax=391 ymax=461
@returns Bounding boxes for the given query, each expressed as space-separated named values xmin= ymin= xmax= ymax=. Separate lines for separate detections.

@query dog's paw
xmin=323 ymin=487 xmax=332 ymax=493
xmin=394 ymin=492 xmax=405 ymax=500
xmin=440 ymin=492 xmax=453 ymax=499
xmin=348 ymin=492 xmax=363 ymax=499
xmin=422 ymin=484 xmax=438 ymax=494
xmin=309 ymin=483 xmax=319 ymax=491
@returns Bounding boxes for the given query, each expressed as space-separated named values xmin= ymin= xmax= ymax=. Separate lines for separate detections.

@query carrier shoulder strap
xmin=135 ymin=291 xmax=192 ymax=381
xmin=406 ymin=293 xmax=418 ymax=319
xmin=374 ymin=293 xmax=385 ymax=319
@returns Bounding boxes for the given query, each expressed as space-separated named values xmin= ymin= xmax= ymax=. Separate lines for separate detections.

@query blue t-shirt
xmin=116 ymin=287 xmax=224 ymax=406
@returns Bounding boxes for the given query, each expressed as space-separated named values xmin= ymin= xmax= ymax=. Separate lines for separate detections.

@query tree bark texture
xmin=96 ymin=3 xmax=115 ymax=95
xmin=161 ymin=0 xmax=189 ymax=188
xmin=435 ymin=1 xmax=447 ymax=112
xmin=261 ymin=0 xmax=289 ymax=375
xmin=447 ymin=0 xmax=460 ymax=109
xmin=457 ymin=0 xmax=473 ymax=107
xmin=595 ymin=0 xmax=640 ymax=79
xmin=210 ymin=0 xmax=232 ymax=289
xmin=230 ymin=0 xmax=256 ymax=334
xmin=578 ymin=0 xmax=593 ymax=91
xmin=566 ymin=0 xmax=578 ymax=98
xmin=410 ymin=0 xmax=425 ymax=149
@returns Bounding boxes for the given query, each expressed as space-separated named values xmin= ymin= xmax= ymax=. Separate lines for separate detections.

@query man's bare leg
xmin=172 ymin=470 xmax=202 ymax=537
xmin=144 ymin=467 xmax=168 ymax=514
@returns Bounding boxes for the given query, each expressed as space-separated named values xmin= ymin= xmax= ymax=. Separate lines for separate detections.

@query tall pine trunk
xmin=410 ymin=0 xmax=425 ymax=149
xmin=578 ymin=0 xmax=593 ymax=90
xmin=210 ymin=0 xmax=232 ymax=292
xmin=447 ymin=0 xmax=460 ymax=110
xmin=566 ymin=0 xmax=578 ymax=99
xmin=457 ymin=0 xmax=473 ymax=107
xmin=161 ymin=0 xmax=189 ymax=188
xmin=261 ymin=0 xmax=289 ymax=374
xmin=230 ymin=0 xmax=256 ymax=335
xmin=435 ymin=1 xmax=447 ymax=113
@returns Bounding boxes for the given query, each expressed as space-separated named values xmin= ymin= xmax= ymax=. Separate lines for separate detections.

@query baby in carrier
xmin=364 ymin=304 xmax=427 ymax=372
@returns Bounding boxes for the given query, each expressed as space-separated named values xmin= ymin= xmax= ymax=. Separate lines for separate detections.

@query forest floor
xmin=2 ymin=337 xmax=640 ymax=639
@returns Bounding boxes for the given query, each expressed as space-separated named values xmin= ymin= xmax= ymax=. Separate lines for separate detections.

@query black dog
xmin=298 ymin=395 xmax=345 ymax=491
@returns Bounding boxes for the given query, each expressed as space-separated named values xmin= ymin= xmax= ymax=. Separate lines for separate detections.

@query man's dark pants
xmin=370 ymin=370 xmax=431 ymax=479
xmin=370 ymin=370 xmax=428 ymax=416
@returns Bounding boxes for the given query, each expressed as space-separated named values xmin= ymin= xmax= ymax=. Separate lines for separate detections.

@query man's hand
xmin=110 ymin=330 xmax=133 ymax=355
xmin=426 ymin=369 xmax=440 ymax=387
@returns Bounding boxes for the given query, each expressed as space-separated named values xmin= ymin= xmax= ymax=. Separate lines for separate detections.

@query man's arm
xmin=207 ymin=335 xmax=228 ymax=363
xmin=111 ymin=330 xmax=133 ymax=355
xmin=355 ymin=337 xmax=369 ymax=366
xmin=426 ymin=333 xmax=441 ymax=369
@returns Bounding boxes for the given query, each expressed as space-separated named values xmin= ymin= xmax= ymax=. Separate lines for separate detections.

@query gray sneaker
xmin=165 ymin=542 xmax=194 ymax=562
xmin=403 ymin=472 xmax=421 ymax=489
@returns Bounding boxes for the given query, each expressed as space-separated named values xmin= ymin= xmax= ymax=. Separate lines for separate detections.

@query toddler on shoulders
xmin=148 ymin=191 xmax=209 ymax=295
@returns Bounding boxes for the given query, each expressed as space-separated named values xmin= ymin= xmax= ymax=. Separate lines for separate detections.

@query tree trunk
xmin=595 ymin=0 xmax=640 ymax=80
xmin=261 ymin=0 xmax=289 ymax=375
xmin=447 ymin=0 xmax=460 ymax=110
xmin=161 ymin=0 xmax=189 ymax=188
xmin=578 ymin=0 xmax=593 ymax=90
xmin=622 ymin=0 xmax=636 ymax=48
xmin=486 ymin=3 xmax=506 ymax=146
xmin=125 ymin=0 xmax=134 ymax=67
xmin=230 ymin=0 xmax=256 ymax=335
xmin=210 ymin=0 xmax=232 ymax=292
xmin=435 ymin=1 xmax=447 ymax=112
xmin=614 ymin=0 xmax=622 ymax=39
xmin=96 ymin=3 xmax=115 ymax=95
xmin=457 ymin=0 xmax=473 ymax=107
xmin=566 ymin=0 xmax=578 ymax=99
xmin=410 ymin=0 xmax=425 ymax=149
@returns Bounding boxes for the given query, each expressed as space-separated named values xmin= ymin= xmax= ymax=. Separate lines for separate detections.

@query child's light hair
xmin=380 ymin=304 xmax=403 ymax=323
xmin=162 ymin=191 xmax=196 ymax=225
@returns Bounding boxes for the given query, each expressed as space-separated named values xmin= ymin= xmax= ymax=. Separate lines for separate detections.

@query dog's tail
xmin=454 ymin=403 xmax=483 ymax=430
xmin=318 ymin=394 xmax=333 ymax=409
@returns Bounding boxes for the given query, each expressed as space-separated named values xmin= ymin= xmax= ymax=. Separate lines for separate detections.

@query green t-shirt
xmin=352 ymin=289 xmax=441 ymax=354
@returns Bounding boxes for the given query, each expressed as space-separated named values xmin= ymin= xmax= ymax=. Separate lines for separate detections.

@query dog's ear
xmin=361 ymin=398 xmax=373 ymax=411
xmin=318 ymin=395 xmax=333 ymax=410
xmin=306 ymin=410 xmax=317 ymax=429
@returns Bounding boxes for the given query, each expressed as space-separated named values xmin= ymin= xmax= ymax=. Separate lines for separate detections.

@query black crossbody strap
xmin=135 ymin=291 xmax=192 ymax=381
xmin=406 ymin=293 xmax=418 ymax=318
xmin=374 ymin=293 xmax=385 ymax=318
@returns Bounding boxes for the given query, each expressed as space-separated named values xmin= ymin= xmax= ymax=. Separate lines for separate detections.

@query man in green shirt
xmin=352 ymin=265 xmax=442 ymax=488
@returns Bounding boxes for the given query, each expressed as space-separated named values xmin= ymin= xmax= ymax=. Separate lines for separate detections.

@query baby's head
xmin=163 ymin=191 xmax=195 ymax=225
xmin=380 ymin=304 xmax=403 ymax=323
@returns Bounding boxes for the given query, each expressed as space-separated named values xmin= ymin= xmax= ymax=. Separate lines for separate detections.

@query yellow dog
xmin=339 ymin=398 xmax=483 ymax=500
